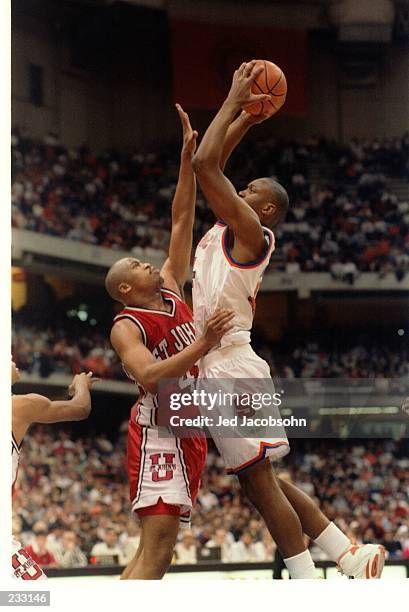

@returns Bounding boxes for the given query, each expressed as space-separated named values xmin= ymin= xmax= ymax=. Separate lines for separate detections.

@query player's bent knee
xmin=238 ymin=458 xmax=274 ymax=484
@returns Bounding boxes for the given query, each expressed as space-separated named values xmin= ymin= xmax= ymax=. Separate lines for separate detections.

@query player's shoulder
xmin=13 ymin=393 xmax=50 ymax=416
xmin=111 ymin=316 xmax=144 ymax=342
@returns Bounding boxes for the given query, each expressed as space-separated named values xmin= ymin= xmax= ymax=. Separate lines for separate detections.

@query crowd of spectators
xmin=259 ymin=341 xmax=409 ymax=380
xmin=11 ymin=128 xmax=409 ymax=276
xmin=13 ymin=426 xmax=409 ymax=569
xmin=12 ymin=324 xmax=409 ymax=382
xmin=12 ymin=325 xmax=122 ymax=380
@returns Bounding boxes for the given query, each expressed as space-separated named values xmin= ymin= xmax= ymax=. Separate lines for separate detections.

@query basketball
xmin=243 ymin=59 xmax=287 ymax=118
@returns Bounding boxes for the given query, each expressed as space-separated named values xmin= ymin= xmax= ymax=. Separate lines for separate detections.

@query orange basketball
xmin=243 ymin=59 xmax=287 ymax=118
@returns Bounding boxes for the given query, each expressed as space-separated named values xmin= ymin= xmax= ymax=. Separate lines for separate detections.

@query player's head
xmin=238 ymin=178 xmax=289 ymax=228
xmin=105 ymin=257 xmax=163 ymax=305
xmin=11 ymin=360 xmax=20 ymax=385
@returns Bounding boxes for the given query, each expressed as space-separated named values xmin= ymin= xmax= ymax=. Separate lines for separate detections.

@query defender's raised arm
xmin=160 ymin=104 xmax=198 ymax=297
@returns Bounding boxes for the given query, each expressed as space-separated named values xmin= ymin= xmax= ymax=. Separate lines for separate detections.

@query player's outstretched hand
xmin=68 ymin=372 xmax=100 ymax=397
xmin=203 ymin=308 xmax=235 ymax=348
xmin=402 ymin=396 xmax=409 ymax=415
xmin=226 ymin=60 xmax=271 ymax=110
xmin=176 ymin=103 xmax=198 ymax=159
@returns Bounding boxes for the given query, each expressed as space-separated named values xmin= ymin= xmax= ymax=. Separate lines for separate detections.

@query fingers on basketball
xmin=243 ymin=59 xmax=287 ymax=119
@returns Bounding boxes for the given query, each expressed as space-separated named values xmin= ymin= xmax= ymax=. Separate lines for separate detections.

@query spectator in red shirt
xmin=25 ymin=532 xmax=57 ymax=568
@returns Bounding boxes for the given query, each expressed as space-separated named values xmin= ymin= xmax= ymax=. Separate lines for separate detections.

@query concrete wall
xmin=12 ymin=15 xmax=113 ymax=150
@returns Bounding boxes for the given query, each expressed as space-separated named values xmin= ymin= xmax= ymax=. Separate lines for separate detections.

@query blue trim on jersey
xmin=222 ymin=227 xmax=272 ymax=268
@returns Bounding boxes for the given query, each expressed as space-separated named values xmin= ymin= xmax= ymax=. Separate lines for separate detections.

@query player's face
xmin=238 ymin=178 xmax=272 ymax=216
xmin=126 ymin=258 xmax=163 ymax=292
xmin=11 ymin=361 xmax=20 ymax=385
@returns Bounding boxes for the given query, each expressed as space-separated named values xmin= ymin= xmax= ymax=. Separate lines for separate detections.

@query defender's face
xmin=11 ymin=361 xmax=20 ymax=385
xmin=123 ymin=258 xmax=163 ymax=294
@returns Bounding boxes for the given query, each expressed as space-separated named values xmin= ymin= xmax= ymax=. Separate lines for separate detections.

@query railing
xmin=12 ymin=229 xmax=409 ymax=296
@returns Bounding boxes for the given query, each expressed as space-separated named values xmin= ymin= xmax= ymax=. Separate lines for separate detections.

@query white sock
xmin=284 ymin=549 xmax=316 ymax=579
xmin=314 ymin=522 xmax=351 ymax=562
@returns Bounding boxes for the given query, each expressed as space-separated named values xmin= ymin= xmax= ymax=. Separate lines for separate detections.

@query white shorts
xmin=12 ymin=538 xmax=47 ymax=580
xmin=198 ymin=344 xmax=290 ymax=474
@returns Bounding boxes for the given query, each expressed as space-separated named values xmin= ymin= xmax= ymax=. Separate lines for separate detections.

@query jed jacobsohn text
xmin=169 ymin=390 xmax=283 ymax=411
xmin=169 ymin=414 xmax=307 ymax=428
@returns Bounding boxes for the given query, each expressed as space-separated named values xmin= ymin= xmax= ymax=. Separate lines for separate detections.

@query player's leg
xmin=122 ymin=512 xmax=180 ymax=580
xmin=125 ymin=425 xmax=206 ymax=579
xmin=278 ymin=477 xmax=385 ymax=578
xmin=238 ymin=459 xmax=316 ymax=578
xmin=120 ymin=532 xmax=144 ymax=580
xmin=278 ymin=477 xmax=331 ymax=539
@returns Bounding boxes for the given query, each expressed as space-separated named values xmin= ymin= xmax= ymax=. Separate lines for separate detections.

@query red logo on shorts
xmin=12 ymin=549 xmax=43 ymax=580
xmin=149 ymin=453 xmax=176 ymax=482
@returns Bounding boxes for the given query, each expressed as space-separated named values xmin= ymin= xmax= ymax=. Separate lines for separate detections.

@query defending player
xmin=106 ymin=105 xmax=234 ymax=580
xmin=192 ymin=61 xmax=385 ymax=579
xmin=11 ymin=361 xmax=97 ymax=579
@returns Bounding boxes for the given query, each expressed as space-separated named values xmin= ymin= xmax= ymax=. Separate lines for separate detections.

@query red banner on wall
xmin=170 ymin=20 xmax=307 ymax=116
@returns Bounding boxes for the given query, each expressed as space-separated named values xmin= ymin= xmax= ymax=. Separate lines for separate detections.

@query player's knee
xmin=238 ymin=459 xmax=279 ymax=497
xmin=141 ymin=522 xmax=177 ymax=567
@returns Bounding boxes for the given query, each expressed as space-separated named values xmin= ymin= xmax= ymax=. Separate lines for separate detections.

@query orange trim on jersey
xmin=221 ymin=227 xmax=274 ymax=270
xmin=225 ymin=440 xmax=289 ymax=475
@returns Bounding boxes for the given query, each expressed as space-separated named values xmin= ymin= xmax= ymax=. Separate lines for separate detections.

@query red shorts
xmin=127 ymin=421 xmax=207 ymax=524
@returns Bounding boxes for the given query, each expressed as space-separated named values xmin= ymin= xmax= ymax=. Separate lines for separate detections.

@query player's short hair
xmin=264 ymin=178 xmax=289 ymax=228
xmin=105 ymin=259 xmax=129 ymax=303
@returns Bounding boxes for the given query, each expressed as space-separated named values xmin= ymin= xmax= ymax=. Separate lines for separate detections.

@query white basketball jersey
xmin=192 ymin=221 xmax=275 ymax=350
xmin=12 ymin=433 xmax=21 ymax=493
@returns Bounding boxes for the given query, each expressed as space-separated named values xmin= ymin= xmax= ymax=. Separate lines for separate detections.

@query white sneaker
xmin=337 ymin=543 xmax=386 ymax=579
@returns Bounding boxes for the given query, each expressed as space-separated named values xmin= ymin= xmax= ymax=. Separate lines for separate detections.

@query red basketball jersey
xmin=113 ymin=288 xmax=197 ymax=427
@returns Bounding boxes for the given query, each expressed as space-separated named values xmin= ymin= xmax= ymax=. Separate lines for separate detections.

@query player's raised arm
xmin=192 ymin=61 xmax=270 ymax=258
xmin=220 ymin=110 xmax=269 ymax=172
xmin=12 ymin=373 xmax=99 ymax=440
xmin=111 ymin=309 xmax=234 ymax=394
xmin=160 ymin=104 xmax=198 ymax=297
